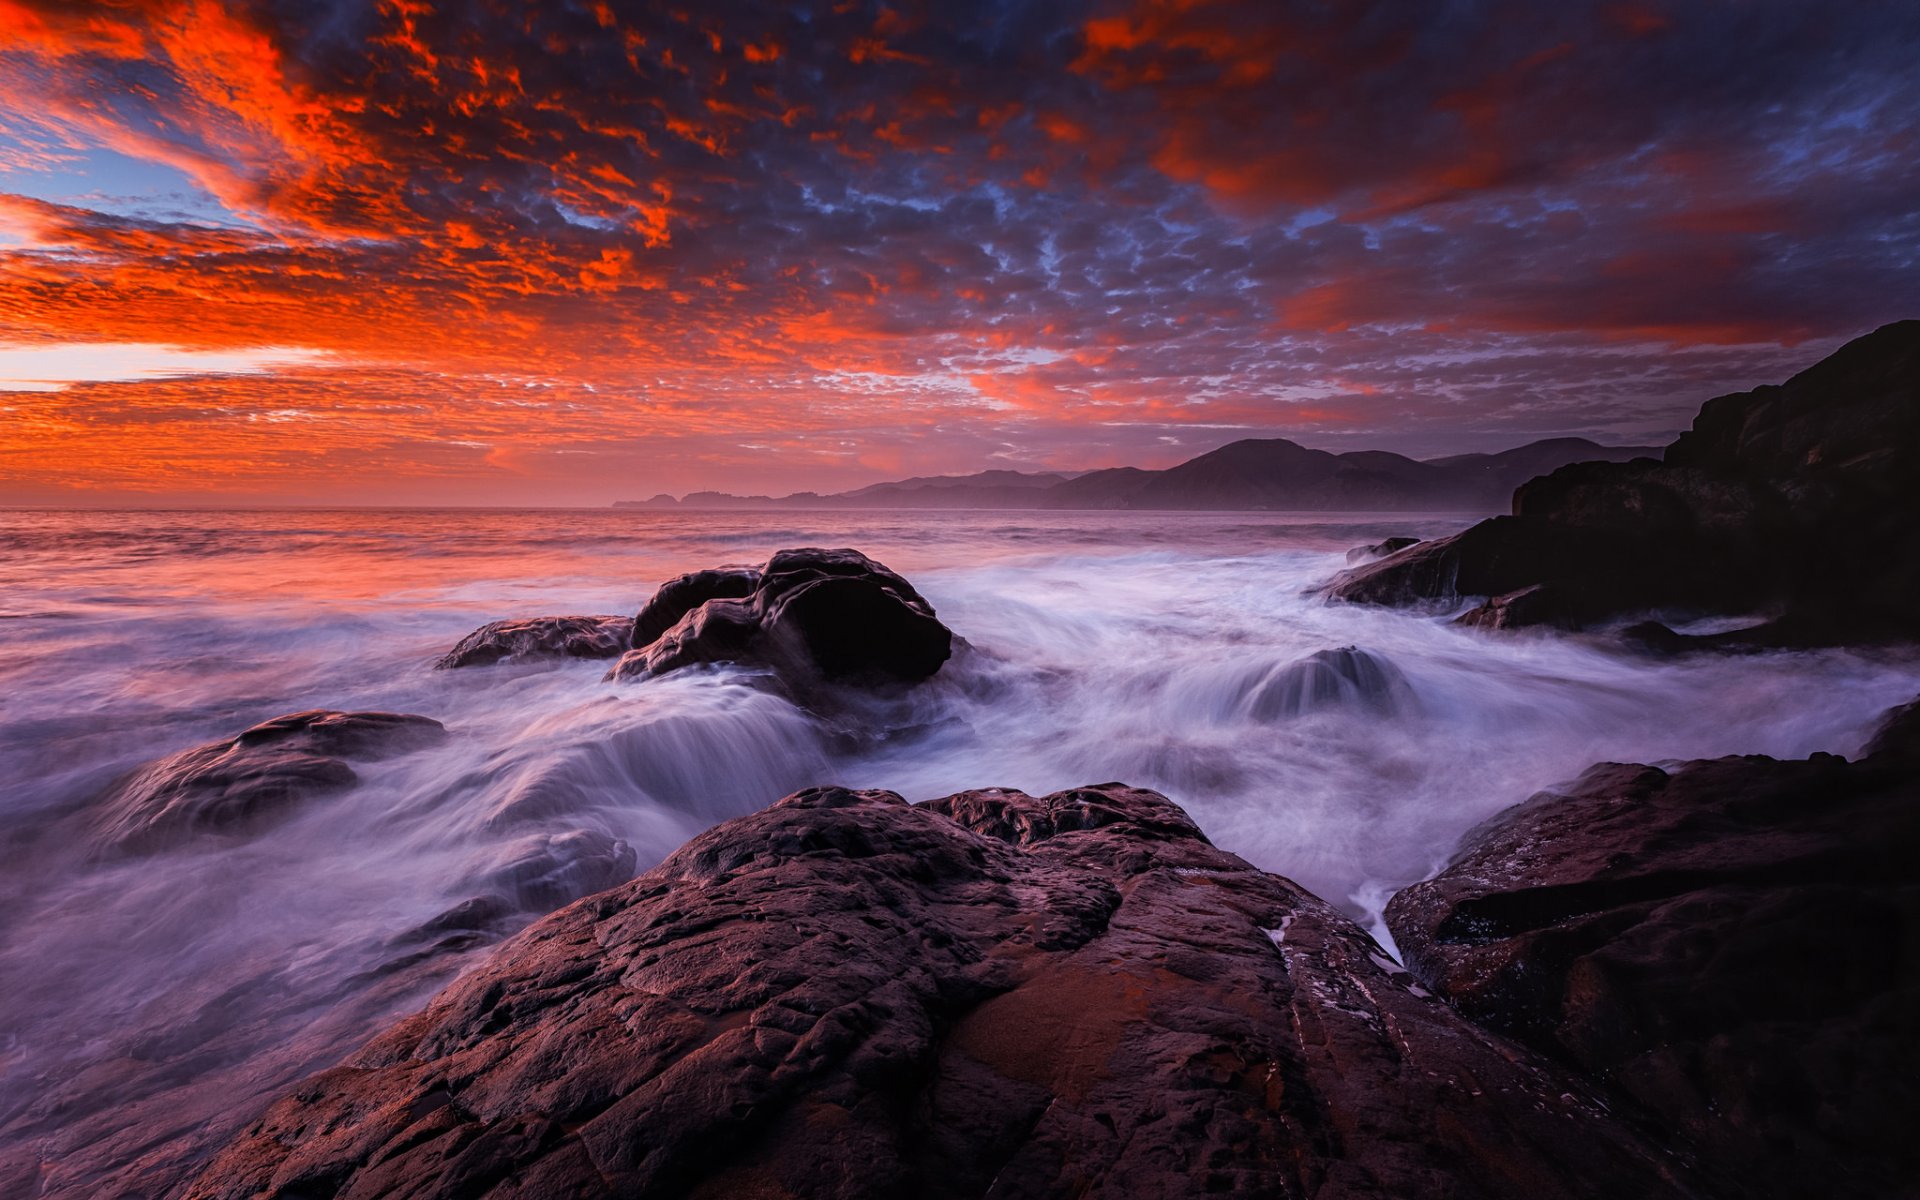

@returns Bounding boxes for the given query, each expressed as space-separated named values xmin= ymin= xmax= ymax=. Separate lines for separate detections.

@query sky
xmin=0 ymin=1 xmax=1916 ymax=505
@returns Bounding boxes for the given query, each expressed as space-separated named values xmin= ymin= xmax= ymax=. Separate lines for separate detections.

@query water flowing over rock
xmin=1386 ymin=697 xmax=1920 ymax=1200
xmin=1345 ymin=535 xmax=1421 ymax=563
xmin=435 ymin=616 xmax=633 ymax=668
xmin=1244 ymin=646 xmax=1416 ymax=719
xmin=607 ymin=547 xmax=953 ymax=687
xmin=184 ymin=784 xmax=1705 ymax=1200
xmin=1323 ymin=320 xmax=1920 ymax=645
xmin=93 ymin=710 xmax=447 ymax=852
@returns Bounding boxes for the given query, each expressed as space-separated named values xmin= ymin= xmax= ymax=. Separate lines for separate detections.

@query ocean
xmin=3 ymin=506 xmax=1917 ymax=1188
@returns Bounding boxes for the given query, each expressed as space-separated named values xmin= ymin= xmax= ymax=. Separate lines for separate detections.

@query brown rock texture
xmin=435 ymin=615 xmax=634 ymax=668
xmin=183 ymin=783 xmax=1706 ymax=1200
xmin=1387 ymin=698 xmax=1920 ymax=1200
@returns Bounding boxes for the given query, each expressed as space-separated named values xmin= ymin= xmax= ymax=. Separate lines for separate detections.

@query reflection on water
xmin=3 ymin=506 xmax=1917 ymax=1193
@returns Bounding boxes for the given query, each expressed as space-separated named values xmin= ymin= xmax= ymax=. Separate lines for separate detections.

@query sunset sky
xmin=1 ymin=0 xmax=1916 ymax=504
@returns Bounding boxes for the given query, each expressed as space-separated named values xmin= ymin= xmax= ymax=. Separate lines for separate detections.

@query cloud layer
xmin=2 ymin=0 xmax=1916 ymax=501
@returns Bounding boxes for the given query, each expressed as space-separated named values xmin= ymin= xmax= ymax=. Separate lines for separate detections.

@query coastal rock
xmin=1386 ymin=698 xmax=1920 ymax=1200
xmin=1323 ymin=320 xmax=1920 ymax=644
xmin=186 ymin=784 xmax=1705 ymax=1200
xmin=630 ymin=567 xmax=759 ymax=648
xmin=1454 ymin=584 xmax=1575 ymax=631
xmin=1244 ymin=646 xmax=1416 ymax=718
xmin=608 ymin=548 xmax=952 ymax=687
xmin=436 ymin=615 xmax=633 ymax=669
xmin=1345 ymin=535 xmax=1420 ymax=563
xmin=93 ymin=710 xmax=447 ymax=852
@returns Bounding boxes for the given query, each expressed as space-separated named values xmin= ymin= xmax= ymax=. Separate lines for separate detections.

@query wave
xmin=2 ymin=507 xmax=1917 ymax=1187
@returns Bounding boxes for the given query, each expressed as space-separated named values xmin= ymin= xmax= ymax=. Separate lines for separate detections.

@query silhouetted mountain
xmin=616 ymin=436 xmax=1661 ymax=512
xmin=1428 ymin=437 xmax=1661 ymax=500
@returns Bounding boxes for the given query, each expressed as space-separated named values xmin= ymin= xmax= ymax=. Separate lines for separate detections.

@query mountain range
xmin=616 ymin=436 xmax=1662 ymax=512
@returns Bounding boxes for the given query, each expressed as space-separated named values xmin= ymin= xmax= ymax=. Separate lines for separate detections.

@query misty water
xmin=4 ymin=507 xmax=1919 ymax=1179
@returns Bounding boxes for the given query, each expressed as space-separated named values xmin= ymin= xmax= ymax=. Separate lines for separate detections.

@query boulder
xmin=184 ymin=784 xmax=1707 ymax=1200
xmin=630 ymin=568 xmax=760 ymax=648
xmin=93 ymin=710 xmax=447 ymax=852
xmin=435 ymin=615 xmax=633 ymax=669
xmin=608 ymin=548 xmax=953 ymax=687
xmin=1386 ymin=698 xmax=1920 ymax=1200
xmin=1323 ymin=320 xmax=1920 ymax=645
xmin=1244 ymin=646 xmax=1416 ymax=718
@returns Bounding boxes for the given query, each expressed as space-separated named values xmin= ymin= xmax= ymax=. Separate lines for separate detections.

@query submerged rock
xmin=482 ymin=828 xmax=637 ymax=911
xmin=1323 ymin=320 xmax=1920 ymax=645
xmin=435 ymin=615 xmax=632 ymax=669
xmin=93 ymin=710 xmax=447 ymax=852
xmin=607 ymin=547 xmax=953 ymax=687
xmin=1244 ymin=645 xmax=1416 ymax=718
xmin=1387 ymin=697 xmax=1920 ymax=1200
xmin=1345 ymin=535 xmax=1421 ymax=563
xmin=185 ymin=784 xmax=1704 ymax=1200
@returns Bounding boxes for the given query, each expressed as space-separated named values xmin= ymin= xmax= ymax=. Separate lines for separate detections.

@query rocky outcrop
xmin=184 ymin=783 xmax=1706 ymax=1200
xmin=435 ymin=615 xmax=633 ymax=669
xmin=1386 ymin=698 xmax=1920 ymax=1200
xmin=92 ymin=710 xmax=447 ymax=852
xmin=607 ymin=548 xmax=953 ymax=687
xmin=1325 ymin=320 xmax=1920 ymax=645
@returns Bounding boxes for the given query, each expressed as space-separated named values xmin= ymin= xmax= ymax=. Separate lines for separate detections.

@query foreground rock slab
xmin=187 ymin=784 xmax=1703 ymax=1200
xmin=93 ymin=709 xmax=447 ymax=852
xmin=1388 ymin=698 xmax=1920 ymax=1200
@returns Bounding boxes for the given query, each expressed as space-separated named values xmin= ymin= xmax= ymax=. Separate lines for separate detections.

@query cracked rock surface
xmin=186 ymin=783 xmax=1705 ymax=1200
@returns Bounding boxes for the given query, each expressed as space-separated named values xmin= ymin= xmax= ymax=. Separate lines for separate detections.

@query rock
xmin=1385 ymin=698 xmax=1920 ymax=1200
xmin=1323 ymin=320 xmax=1920 ymax=645
xmin=1244 ymin=646 xmax=1416 ymax=718
xmin=1452 ymin=584 xmax=1580 ymax=631
xmin=1345 ymin=535 xmax=1421 ymax=563
xmin=483 ymin=829 xmax=637 ymax=911
xmin=184 ymin=784 xmax=1707 ymax=1200
xmin=398 ymin=832 xmax=639 ymax=950
xmin=92 ymin=710 xmax=447 ymax=852
xmin=435 ymin=616 xmax=633 ymax=669
xmin=630 ymin=568 xmax=760 ymax=649
xmin=608 ymin=548 xmax=953 ymax=687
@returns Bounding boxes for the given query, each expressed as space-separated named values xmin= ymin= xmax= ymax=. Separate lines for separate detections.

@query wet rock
xmin=1345 ymin=535 xmax=1421 ymax=563
xmin=1386 ymin=698 xmax=1920 ymax=1200
xmin=484 ymin=829 xmax=637 ymax=911
xmin=436 ymin=615 xmax=633 ymax=668
xmin=186 ymin=784 xmax=1706 ymax=1200
xmin=630 ymin=568 xmax=760 ymax=649
xmin=607 ymin=547 xmax=953 ymax=687
xmin=1244 ymin=646 xmax=1416 ymax=718
xmin=93 ymin=710 xmax=447 ymax=852
xmin=1323 ymin=320 xmax=1920 ymax=645
xmin=1453 ymin=583 xmax=1580 ymax=631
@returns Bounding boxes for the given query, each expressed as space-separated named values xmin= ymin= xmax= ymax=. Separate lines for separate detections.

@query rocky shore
xmin=1325 ymin=320 xmax=1920 ymax=647
xmin=182 ymin=784 xmax=1706 ymax=1200
xmin=12 ymin=338 xmax=1920 ymax=1197
xmin=156 ymin=698 xmax=1917 ymax=1199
